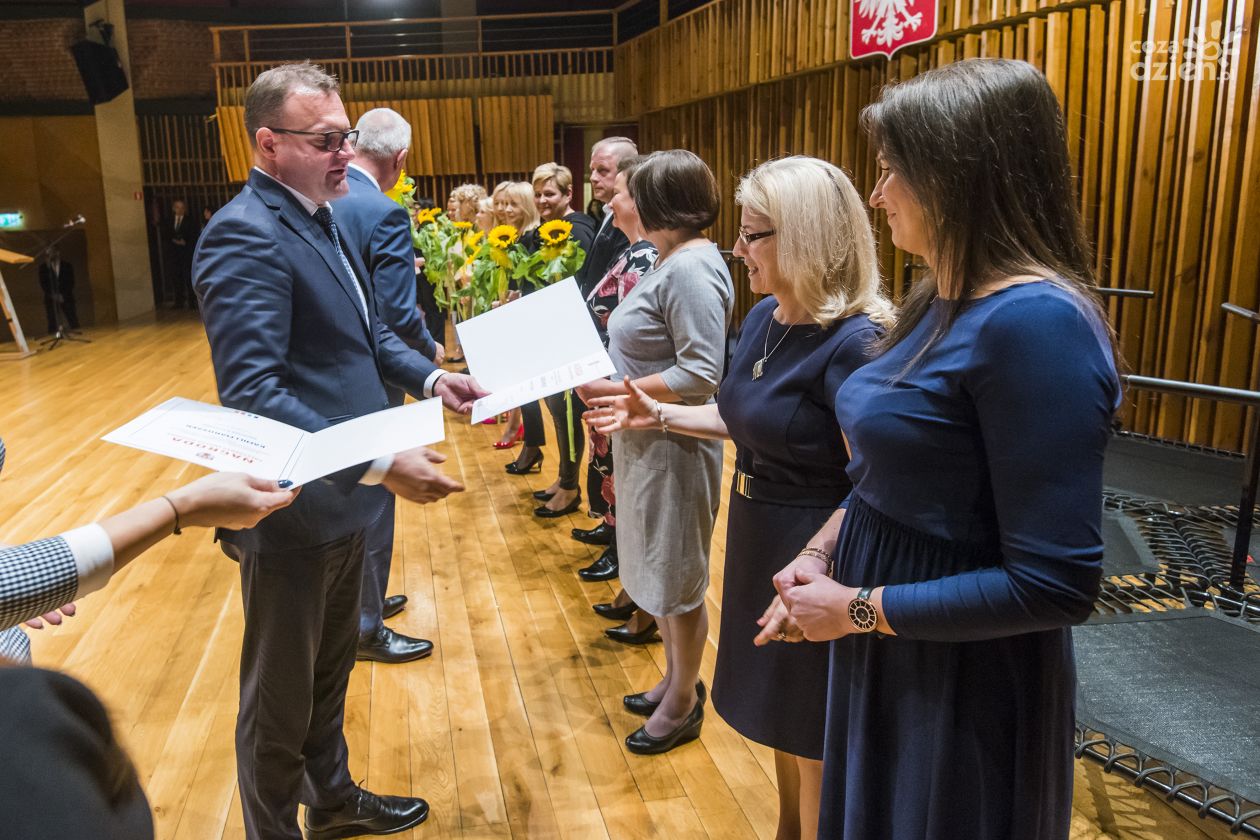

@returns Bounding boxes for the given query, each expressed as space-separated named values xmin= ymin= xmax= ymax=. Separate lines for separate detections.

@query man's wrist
xmin=423 ymin=369 xmax=447 ymax=399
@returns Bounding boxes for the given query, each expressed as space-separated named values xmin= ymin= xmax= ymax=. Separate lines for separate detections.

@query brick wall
xmin=0 ymin=18 xmax=215 ymax=104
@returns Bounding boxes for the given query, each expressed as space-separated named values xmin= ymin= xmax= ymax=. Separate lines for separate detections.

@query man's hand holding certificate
xmin=454 ymin=277 xmax=615 ymax=423
xmin=104 ymin=397 xmax=446 ymax=487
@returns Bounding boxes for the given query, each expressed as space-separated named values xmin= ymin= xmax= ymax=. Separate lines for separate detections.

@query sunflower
xmin=488 ymin=224 xmax=519 ymax=249
xmin=385 ymin=168 xmax=415 ymax=203
xmin=538 ymin=219 xmax=572 ymax=246
xmin=453 ymin=220 xmax=473 ymax=231
xmin=464 ymin=230 xmax=485 ymax=248
xmin=415 ymin=207 xmax=441 ymax=226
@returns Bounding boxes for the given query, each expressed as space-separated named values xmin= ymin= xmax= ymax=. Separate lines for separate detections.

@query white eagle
xmin=858 ymin=0 xmax=924 ymax=47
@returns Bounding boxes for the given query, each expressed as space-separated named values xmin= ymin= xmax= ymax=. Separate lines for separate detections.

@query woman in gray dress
xmin=576 ymin=150 xmax=733 ymax=755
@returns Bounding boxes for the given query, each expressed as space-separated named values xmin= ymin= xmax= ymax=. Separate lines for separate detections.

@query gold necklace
xmin=753 ymin=316 xmax=794 ymax=380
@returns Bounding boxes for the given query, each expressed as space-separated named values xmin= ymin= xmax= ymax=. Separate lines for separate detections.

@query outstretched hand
xmin=434 ymin=373 xmax=487 ymax=415
xmin=382 ymin=446 xmax=464 ymax=504
xmin=167 ymin=472 xmax=299 ymax=530
xmin=583 ymin=376 xmax=657 ymax=434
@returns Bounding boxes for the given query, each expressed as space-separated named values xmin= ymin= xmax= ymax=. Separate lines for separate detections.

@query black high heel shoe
xmin=623 ymin=681 xmax=705 ymax=718
xmin=534 ymin=492 xmax=581 ymax=518
xmin=605 ymin=618 xmax=659 ymax=645
xmin=505 ymin=449 xmax=543 ymax=475
xmin=593 ymin=600 xmax=637 ymax=621
xmin=625 ymin=697 xmax=705 ymax=755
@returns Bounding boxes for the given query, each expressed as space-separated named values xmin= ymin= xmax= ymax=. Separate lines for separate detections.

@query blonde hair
xmin=736 ymin=156 xmax=894 ymax=329
xmin=495 ymin=180 xmax=539 ymax=232
xmin=531 ymin=162 xmax=573 ymax=195
xmin=448 ymin=183 xmax=487 ymax=222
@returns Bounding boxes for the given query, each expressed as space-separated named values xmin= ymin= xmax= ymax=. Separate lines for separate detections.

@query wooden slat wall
xmin=215 ymin=50 xmax=613 ymax=124
xmin=345 ymin=98 xmax=477 ymax=176
xmin=628 ymin=0 xmax=1260 ymax=451
xmin=478 ymin=95 xmax=556 ymax=174
xmin=214 ymin=106 xmax=252 ymax=184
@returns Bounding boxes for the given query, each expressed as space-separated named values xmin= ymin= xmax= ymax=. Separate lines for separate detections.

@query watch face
xmin=848 ymin=597 xmax=878 ymax=632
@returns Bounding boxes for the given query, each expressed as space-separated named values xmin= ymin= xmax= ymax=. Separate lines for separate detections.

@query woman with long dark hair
xmin=769 ymin=59 xmax=1120 ymax=838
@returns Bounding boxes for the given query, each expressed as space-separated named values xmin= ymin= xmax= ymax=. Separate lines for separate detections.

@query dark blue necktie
xmin=313 ymin=206 xmax=370 ymax=325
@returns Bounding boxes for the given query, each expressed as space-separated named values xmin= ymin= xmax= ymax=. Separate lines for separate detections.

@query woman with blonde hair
xmin=586 ymin=156 xmax=891 ymax=835
xmin=446 ymin=183 xmax=486 ymax=223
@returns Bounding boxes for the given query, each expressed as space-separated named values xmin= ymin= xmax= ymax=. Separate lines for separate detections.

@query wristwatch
xmin=847 ymin=586 xmax=879 ymax=633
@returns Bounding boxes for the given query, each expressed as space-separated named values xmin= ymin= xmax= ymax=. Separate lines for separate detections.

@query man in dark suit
xmin=164 ymin=199 xmax=197 ymax=308
xmin=570 ymin=137 xmax=638 ymax=580
xmin=37 ymin=247 xmax=79 ymax=334
xmin=194 ymin=62 xmax=483 ymax=840
xmin=332 ymin=107 xmax=442 ymax=665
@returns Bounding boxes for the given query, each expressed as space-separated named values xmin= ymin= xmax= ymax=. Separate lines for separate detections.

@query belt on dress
xmin=732 ymin=467 xmax=847 ymax=508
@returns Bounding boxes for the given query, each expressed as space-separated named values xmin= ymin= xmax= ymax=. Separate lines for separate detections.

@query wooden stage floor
xmin=0 ymin=314 xmax=1232 ymax=840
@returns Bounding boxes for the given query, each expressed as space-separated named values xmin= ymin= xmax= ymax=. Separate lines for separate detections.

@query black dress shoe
xmin=381 ymin=594 xmax=408 ymax=620
xmin=593 ymin=600 xmax=637 ymax=621
xmin=356 ymin=627 xmax=434 ymax=664
xmin=624 ymin=681 xmax=706 ymax=717
xmin=304 ymin=787 xmax=429 ymax=839
xmin=605 ymin=618 xmax=659 ymax=645
xmin=571 ymin=522 xmax=614 ymax=546
xmin=532 ymin=489 xmax=555 ymax=501
xmin=534 ymin=492 xmax=581 ymax=518
xmin=505 ymin=448 xmax=543 ymax=475
xmin=578 ymin=546 xmax=618 ymax=582
xmin=625 ymin=698 xmax=705 ymax=755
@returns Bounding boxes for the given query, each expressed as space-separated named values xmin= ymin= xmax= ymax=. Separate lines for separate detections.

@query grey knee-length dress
xmin=605 ymin=243 xmax=733 ymax=617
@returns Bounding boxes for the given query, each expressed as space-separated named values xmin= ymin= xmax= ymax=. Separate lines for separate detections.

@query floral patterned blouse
xmin=586 ymin=239 xmax=658 ymax=345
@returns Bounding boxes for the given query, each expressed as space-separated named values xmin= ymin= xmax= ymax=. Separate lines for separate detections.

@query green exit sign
xmin=0 ymin=213 xmax=23 ymax=229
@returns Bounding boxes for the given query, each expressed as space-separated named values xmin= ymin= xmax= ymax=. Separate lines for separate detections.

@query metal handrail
xmin=1123 ymin=375 xmax=1260 ymax=408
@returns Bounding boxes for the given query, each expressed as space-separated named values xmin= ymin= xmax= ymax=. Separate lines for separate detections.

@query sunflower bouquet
xmin=411 ymin=207 xmax=466 ymax=313
xmin=513 ymin=219 xmax=588 ymax=290
xmin=464 ymin=224 xmax=527 ymax=315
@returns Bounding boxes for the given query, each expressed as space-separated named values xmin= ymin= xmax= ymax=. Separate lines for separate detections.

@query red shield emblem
xmin=850 ymin=0 xmax=938 ymax=59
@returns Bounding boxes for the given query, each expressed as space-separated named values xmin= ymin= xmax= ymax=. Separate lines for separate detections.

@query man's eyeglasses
xmin=737 ymin=228 xmax=776 ymax=245
xmin=266 ymin=127 xmax=359 ymax=152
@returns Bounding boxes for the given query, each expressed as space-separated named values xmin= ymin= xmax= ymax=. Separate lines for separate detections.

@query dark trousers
xmin=521 ymin=400 xmax=546 ymax=447
xmin=39 ymin=276 xmax=78 ymax=333
xmin=544 ymin=390 xmax=587 ymax=492
xmin=359 ymin=498 xmax=394 ymax=637
xmin=415 ymin=276 xmax=444 ymax=346
xmin=226 ymin=533 xmax=363 ymax=840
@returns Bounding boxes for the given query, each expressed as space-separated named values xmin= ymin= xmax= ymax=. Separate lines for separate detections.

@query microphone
xmin=63 ymin=215 xmax=85 ymax=228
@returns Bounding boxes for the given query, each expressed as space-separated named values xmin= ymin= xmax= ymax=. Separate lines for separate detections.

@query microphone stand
xmin=23 ymin=219 xmax=91 ymax=351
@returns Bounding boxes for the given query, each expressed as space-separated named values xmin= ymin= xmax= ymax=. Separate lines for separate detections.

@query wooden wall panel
xmin=214 ymin=106 xmax=251 ymax=184
xmin=478 ymin=95 xmax=555 ymax=174
xmin=632 ymin=0 xmax=1260 ymax=450
xmin=346 ymin=98 xmax=477 ymax=176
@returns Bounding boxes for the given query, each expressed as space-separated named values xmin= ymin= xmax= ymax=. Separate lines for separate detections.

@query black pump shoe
xmin=571 ymin=522 xmax=614 ymax=546
xmin=533 ymin=489 xmax=555 ymax=501
xmin=623 ymin=681 xmax=706 ymax=717
xmin=534 ymin=492 xmax=581 ymax=518
xmin=593 ymin=600 xmax=637 ymax=621
xmin=625 ymin=699 xmax=705 ymax=755
xmin=605 ymin=618 xmax=659 ymax=645
xmin=506 ymin=448 xmax=543 ymax=475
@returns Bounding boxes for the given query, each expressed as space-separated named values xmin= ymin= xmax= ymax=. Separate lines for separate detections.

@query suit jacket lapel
xmin=248 ymin=171 xmax=375 ymax=346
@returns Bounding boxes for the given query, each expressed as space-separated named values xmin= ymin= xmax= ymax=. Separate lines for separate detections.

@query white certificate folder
xmin=455 ymin=277 xmax=616 ymax=423
xmin=103 ymin=397 xmax=445 ymax=486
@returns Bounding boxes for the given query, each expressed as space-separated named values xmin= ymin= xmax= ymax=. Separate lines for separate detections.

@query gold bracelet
xmin=797 ymin=546 xmax=832 ymax=575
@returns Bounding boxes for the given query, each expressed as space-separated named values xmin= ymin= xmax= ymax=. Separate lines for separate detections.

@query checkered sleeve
xmin=0 ymin=626 xmax=31 ymax=664
xmin=0 ymin=537 xmax=81 ymax=631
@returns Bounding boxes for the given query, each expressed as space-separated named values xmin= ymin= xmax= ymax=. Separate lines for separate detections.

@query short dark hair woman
xmin=576 ymin=149 xmax=733 ymax=754
xmin=772 ymin=59 xmax=1120 ymax=838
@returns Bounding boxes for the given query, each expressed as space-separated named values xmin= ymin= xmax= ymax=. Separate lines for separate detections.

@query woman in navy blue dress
xmin=587 ymin=156 xmax=892 ymax=839
xmin=770 ymin=60 xmax=1121 ymax=839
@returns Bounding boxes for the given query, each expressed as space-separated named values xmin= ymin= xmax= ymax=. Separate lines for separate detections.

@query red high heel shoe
xmin=493 ymin=425 xmax=524 ymax=449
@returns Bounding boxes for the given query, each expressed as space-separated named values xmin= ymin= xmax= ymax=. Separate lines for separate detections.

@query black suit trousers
xmin=226 ymin=532 xmax=363 ymax=840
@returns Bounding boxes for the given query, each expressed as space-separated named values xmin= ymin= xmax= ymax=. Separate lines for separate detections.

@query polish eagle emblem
xmin=850 ymin=0 xmax=938 ymax=59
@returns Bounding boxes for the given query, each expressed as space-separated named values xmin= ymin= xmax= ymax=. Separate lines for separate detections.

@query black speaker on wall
xmin=69 ymin=39 xmax=129 ymax=105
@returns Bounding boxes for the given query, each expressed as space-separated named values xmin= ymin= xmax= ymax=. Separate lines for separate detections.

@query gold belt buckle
xmin=735 ymin=469 xmax=752 ymax=498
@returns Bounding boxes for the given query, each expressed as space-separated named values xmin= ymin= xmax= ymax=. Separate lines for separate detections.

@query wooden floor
xmin=0 ymin=314 xmax=1234 ymax=840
